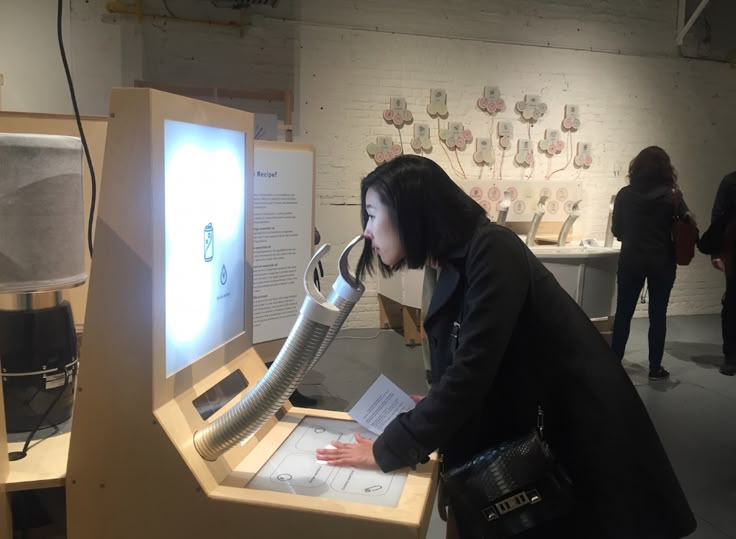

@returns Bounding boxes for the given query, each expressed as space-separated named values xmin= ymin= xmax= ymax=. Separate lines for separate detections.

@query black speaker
xmin=0 ymin=301 xmax=78 ymax=433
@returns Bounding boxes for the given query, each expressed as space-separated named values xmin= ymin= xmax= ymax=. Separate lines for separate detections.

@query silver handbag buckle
xmin=482 ymin=488 xmax=543 ymax=521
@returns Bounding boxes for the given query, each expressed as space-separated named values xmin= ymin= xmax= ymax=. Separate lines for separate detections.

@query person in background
xmin=611 ymin=146 xmax=692 ymax=380
xmin=316 ymin=155 xmax=696 ymax=539
xmin=698 ymin=171 xmax=736 ymax=376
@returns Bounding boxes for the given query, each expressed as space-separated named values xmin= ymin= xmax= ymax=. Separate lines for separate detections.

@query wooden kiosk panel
xmin=0 ymin=376 xmax=12 ymax=538
xmin=66 ymin=89 xmax=438 ymax=539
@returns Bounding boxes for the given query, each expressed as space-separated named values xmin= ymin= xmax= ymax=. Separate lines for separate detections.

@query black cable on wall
xmin=57 ymin=0 xmax=97 ymax=258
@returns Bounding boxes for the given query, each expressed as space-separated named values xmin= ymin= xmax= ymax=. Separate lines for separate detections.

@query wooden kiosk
xmin=0 ymin=379 xmax=13 ymax=538
xmin=66 ymin=88 xmax=438 ymax=539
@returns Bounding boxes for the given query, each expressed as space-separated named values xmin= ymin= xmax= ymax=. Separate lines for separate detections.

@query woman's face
xmin=363 ymin=187 xmax=406 ymax=267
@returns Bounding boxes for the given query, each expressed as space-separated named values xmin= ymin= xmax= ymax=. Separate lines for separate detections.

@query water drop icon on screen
xmin=220 ymin=265 xmax=227 ymax=285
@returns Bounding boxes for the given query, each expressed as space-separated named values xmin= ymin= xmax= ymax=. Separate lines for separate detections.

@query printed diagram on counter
xmin=477 ymin=86 xmax=506 ymax=114
xmin=515 ymin=94 xmax=548 ymax=122
xmin=248 ymin=416 xmax=408 ymax=507
xmin=562 ymin=104 xmax=581 ymax=131
xmin=574 ymin=142 xmax=593 ymax=168
xmin=383 ymin=97 xmax=413 ymax=127
xmin=367 ymin=135 xmax=402 ymax=164
xmin=440 ymin=122 xmax=473 ymax=151
xmin=426 ymin=88 xmax=449 ymax=118
xmin=539 ymin=129 xmax=565 ymax=156
xmin=410 ymin=123 xmax=432 ymax=153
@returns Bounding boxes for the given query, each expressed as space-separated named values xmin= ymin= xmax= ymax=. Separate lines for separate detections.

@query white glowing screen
xmin=164 ymin=119 xmax=246 ymax=377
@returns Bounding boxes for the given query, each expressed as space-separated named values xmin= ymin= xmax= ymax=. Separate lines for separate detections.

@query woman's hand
xmin=315 ymin=433 xmax=379 ymax=470
xmin=409 ymin=394 xmax=425 ymax=404
xmin=712 ymin=257 xmax=726 ymax=272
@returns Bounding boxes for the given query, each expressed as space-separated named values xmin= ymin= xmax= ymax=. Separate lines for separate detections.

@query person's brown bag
xmin=672 ymin=190 xmax=699 ymax=266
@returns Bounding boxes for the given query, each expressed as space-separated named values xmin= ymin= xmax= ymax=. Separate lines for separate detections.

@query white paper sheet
xmin=348 ymin=374 xmax=416 ymax=434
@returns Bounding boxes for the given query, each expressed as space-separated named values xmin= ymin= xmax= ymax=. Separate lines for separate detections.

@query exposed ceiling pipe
xmin=676 ymin=0 xmax=712 ymax=45
xmin=106 ymin=0 xmax=250 ymax=30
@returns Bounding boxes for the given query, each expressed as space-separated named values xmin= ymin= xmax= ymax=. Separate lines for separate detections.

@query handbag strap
xmin=671 ymin=189 xmax=677 ymax=218
xmin=672 ymin=188 xmax=685 ymax=220
xmin=537 ymin=405 xmax=545 ymax=438
xmin=525 ymin=249 xmax=548 ymax=441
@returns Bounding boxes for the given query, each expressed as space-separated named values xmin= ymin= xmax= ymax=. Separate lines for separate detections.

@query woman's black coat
xmin=372 ymin=221 xmax=696 ymax=538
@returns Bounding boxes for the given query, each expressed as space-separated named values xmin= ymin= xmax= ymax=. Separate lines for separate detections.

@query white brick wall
xmin=72 ymin=0 xmax=736 ymax=327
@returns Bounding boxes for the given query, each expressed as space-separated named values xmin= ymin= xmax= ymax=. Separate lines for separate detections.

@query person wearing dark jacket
xmin=316 ymin=155 xmax=696 ymax=539
xmin=611 ymin=146 xmax=691 ymax=380
xmin=697 ymin=171 xmax=736 ymax=375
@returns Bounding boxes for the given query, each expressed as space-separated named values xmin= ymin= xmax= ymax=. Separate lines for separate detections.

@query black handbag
xmin=441 ymin=407 xmax=575 ymax=538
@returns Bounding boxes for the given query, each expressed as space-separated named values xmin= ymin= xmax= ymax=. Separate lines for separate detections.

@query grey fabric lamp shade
xmin=0 ymin=133 xmax=87 ymax=293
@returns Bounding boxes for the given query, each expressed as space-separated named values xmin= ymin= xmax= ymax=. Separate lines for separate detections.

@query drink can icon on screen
xmin=204 ymin=223 xmax=214 ymax=262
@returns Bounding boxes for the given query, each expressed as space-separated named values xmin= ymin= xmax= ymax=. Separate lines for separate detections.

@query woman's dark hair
xmin=356 ymin=155 xmax=485 ymax=280
xmin=628 ymin=146 xmax=678 ymax=188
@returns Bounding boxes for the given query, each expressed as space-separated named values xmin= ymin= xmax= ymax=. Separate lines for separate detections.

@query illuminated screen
xmin=164 ymin=119 xmax=246 ymax=377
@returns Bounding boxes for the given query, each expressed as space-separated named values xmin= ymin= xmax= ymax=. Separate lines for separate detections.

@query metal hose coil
xmin=307 ymin=235 xmax=365 ymax=368
xmin=193 ymin=245 xmax=339 ymax=461
xmin=193 ymin=317 xmax=330 ymax=460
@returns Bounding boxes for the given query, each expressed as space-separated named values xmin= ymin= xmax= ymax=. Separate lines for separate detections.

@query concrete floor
xmin=302 ymin=314 xmax=735 ymax=539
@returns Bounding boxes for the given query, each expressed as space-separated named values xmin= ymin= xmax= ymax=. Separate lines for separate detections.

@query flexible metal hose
xmin=307 ymin=235 xmax=365 ymax=369
xmin=496 ymin=190 xmax=513 ymax=226
xmin=557 ymin=200 xmax=581 ymax=246
xmin=526 ymin=195 xmax=549 ymax=246
xmin=193 ymin=244 xmax=339 ymax=461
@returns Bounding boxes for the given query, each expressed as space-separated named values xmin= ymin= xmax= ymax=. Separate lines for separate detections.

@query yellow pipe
xmin=106 ymin=1 xmax=248 ymax=30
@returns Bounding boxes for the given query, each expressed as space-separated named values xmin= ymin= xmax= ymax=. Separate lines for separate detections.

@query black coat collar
xmin=423 ymin=222 xmax=483 ymax=326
